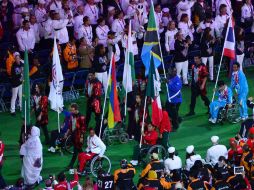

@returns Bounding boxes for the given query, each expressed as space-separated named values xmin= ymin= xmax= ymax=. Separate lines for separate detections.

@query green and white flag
xmin=123 ymin=20 xmax=135 ymax=93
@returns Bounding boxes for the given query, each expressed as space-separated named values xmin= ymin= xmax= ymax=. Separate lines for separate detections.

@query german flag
xmin=141 ymin=4 xmax=162 ymax=75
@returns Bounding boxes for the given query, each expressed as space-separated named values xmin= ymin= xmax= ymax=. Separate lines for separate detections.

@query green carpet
xmin=1 ymin=68 xmax=254 ymax=187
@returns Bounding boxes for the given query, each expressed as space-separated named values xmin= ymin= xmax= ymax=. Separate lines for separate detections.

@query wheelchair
xmin=102 ymin=121 xmax=129 ymax=146
xmin=139 ymin=144 xmax=168 ymax=167
xmin=216 ymin=97 xmax=240 ymax=124
xmin=77 ymin=154 xmax=111 ymax=178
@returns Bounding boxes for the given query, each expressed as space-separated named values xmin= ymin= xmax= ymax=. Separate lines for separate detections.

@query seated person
xmin=114 ymin=159 xmax=136 ymax=190
xmin=209 ymin=80 xmax=233 ymax=124
xmin=78 ymin=128 xmax=106 ymax=173
xmin=185 ymin=145 xmax=204 ymax=171
xmin=228 ymin=138 xmax=243 ymax=166
xmin=130 ymin=123 xmax=158 ymax=166
xmin=164 ymin=147 xmax=182 ymax=175
xmin=140 ymin=153 xmax=164 ymax=179
xmin=137 ymin=170 xmax=171 ymax=190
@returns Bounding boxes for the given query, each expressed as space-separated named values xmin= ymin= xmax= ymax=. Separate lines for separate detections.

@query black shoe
xmin=10 ymin=112 xmax=16 ymax=116
xmin=185 ymin=112 xmax=195 ymax=116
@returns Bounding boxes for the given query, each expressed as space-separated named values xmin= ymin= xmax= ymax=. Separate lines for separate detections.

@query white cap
xmin=211 ymin=136 xmax=219 ymax=144
xmin=162 ymin=8 xmax=169 ymax=13
xmin=152 ymin=153 xmax=158 ymax=160
xmin=21 ymin=7 xmax=29 ymax=13
xmin=13 ymin=52 xmax=20 ymax=57
xmin=38 ymin=0 xmax=46 ymax=4
xmin=186 ymin=145 xmax=194 ymax=154
xmin=108 ymin=6 xmax=115 ymax=12
xmin=175 ymin=182 xmax=184 ymax=189
xmin=168 ymin=147 xmax=175 ymax=153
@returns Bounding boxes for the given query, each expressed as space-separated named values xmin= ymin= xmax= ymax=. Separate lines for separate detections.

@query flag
xmin=223 ymin=17 xmax=235 ymax=60
xmin=48 ymin=37 xmax=64 ymax=111
xmin=146 ymin=58 xmax=163 ymax=127
xmin=123 ymin=21 xmax=135 ymax=93
xmin=141 ymin=4 xmax=162 ymax=75
xmin=108 ymin=54 xmax=121 ymax=128
xmin=22 ymin=50 xmax=31 ymax=125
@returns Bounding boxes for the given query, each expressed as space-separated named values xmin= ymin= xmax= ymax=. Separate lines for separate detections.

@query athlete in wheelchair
xmin=130 ymin=123 xmax=167 ymax=166
xmin=209 ymin=80 xmax=233 ymax=124
xmin=77 ymin=128 xmax=111 ymax=177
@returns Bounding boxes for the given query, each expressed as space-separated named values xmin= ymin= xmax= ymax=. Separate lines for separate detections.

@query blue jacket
xmin=215 ymin=86 xmax=233 ymax=104
xmin=167 ymin=76 xmax=182 ymax=103
xmin=231 ymin=70 xmax=248 ymax=95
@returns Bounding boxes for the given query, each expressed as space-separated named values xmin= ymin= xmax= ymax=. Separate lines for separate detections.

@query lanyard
xmin=84 ymin=26 xmax=92 ymax=39
xmin=118 ymin=19 xmax=124 ymax=30
xmin=89 ymin=5 xmax=96 ymax=15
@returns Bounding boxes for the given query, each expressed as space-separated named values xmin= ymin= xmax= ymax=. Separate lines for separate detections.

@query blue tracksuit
xmin=167 ymin=75 xmax=182 ymax=103
xmin=210 ymin=86 xmax=233 ymax=119
xmin=231 ymin=71 xmax=249 ymax=118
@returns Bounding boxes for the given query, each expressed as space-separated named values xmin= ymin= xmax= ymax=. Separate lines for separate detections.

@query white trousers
xmin=10 ymin=84 xmax=22 ymax=113
xmin=175 ymin=60 xmax=189 ymax=84
xmin=95 ymin=72 xmax=108 ymax=92
xmin=201 ymin=56 xmax=214 ymax=80
xmin=236 ymin=53 xmax=244 ymax=71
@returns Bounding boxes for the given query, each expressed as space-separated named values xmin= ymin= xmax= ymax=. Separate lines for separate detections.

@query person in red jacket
xmin=54 ymin=169 xmax=79 ymax=190
xmin=228 ymin=138 xmax=243 ymax=166
xmin=158 ymin=110 xmax=172 ymax=150
xmin=130 ymin=123 xmax=158 ymax=166
xmin=0 ymin=140 xmax=6 ymax=189
xmin=246 ymin=127 xmax=254 ymax=153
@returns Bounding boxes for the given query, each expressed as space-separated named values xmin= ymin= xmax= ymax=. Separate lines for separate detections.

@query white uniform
xmin=120 ymin=0 xmax=130 ymax=14
xmin=241 ymin=3 xmax=254 ymax=23
xmin=206 ymin=144 xmax=228 ymax=166
xmin=196 ymin=20 xmax=219 ymax=37
xmin=186 ymin=154 xmax=203 ymax=171
xmin=96 ymin=25 xmax=110 ymax=47
xmin=61 ymin=10 xmax=74 ymax=27
xmin=84 ymin=4 xmax=99 ymax=25
xmin=155 ymin=12 xmax=164 ymax=34
xmin=16 ymin=28 xmax=36 ymax=52
xmin=30 ymin=23 xmax=40 ymax=43
xmin=214 ymin=14 xmax=229 ymax=38
xmin=108 ymin=38 xmax=121 ymax=62
xmin=49 ymin=0 xmax=62 ymax=12
xmin=52 ymin=19 xmax=69 ymax=44
xmin=35 ymin=7 xmax=47 ymax=23
xmin=78 ymin=25 xmax=93 ymax=45
xmin=122 ymin=33 xmax=138 ymax=55
xmin=164 ymin=155 xmax=182 ymax=174
xmin=12 ymin=0 xmax=28 ymax=29
xmin=215 ymin=0 xmax=232 ymax=16
xmin=178 ymin=21 xmax=194 ymax=41
xmin=176 ymin=0 xmax=195 ymax=22
xmin=111 ymin=18 xmax=126 ymax=37
xmin=162 ymin=16 xmax=171 ymax=27
xmin=165 ymin=29 xmax=178 ymax=52
xmin=126 ymin=4 xmax=137 ymax=18
xmin=74 ymin=14 xmax=84 ymax=39
xmin=43 ymin=18 xmax=54 ymax=39
xmin=86 ymin=135 xmax=106 ymax=157
xmin=68 ymin=0 xmax=84 ymax=15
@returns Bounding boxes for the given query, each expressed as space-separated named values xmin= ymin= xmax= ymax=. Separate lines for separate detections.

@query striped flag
xmin=123 ymin=21 xmax=135 ymax=93
xmin=108 ymin=54 xmax=121 ymax=128
xmin=22 ymin=50 xmax=31 ymax=125
xmin=141 ymin=4 xmax=162 ymax=75
xmin=48 ymin=37 xmax=64 ymax=112
xmin=146 ymin=58 xmax=163 ymax=127
xmin=223 ymin=17 xmax=235 ymax=60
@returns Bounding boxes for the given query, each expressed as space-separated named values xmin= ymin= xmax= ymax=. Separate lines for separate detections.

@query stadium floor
xmin=1 ymin=67 xmax=254 ymax=188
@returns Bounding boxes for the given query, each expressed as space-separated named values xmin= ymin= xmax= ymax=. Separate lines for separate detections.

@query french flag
xmin=223 ymin=17 xmax=235 ymax=60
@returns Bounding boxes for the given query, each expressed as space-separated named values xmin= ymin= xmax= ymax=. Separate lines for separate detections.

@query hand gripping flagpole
xmin=99 ymin=53 xmax=113 ymax=138
xmin=212 ymin=16 xmax=231 ymax=102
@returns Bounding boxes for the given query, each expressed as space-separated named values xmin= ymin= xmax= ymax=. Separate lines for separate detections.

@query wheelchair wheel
xmin=148 ymin=145 xmax=167 ymax=161
xmin=227 ymin=106 xmax=239 ymax=123
xmin=64 ymin=135 xmax=74 ymax=154
xmin=90 ymin=155 xmax=111 ymax=177
xmin=119 ymin=133 xmax=129 ymax=144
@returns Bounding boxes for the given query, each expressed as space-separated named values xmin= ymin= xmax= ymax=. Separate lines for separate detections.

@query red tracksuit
xmin=247 ymin=139 xmax=254 ymax=153
xmin=158 ymin=111 xmax=172 ymax=134
xmin=54 ymin=173 xmax=79 ymax=190
xmin=143 ymin=130 xmax=158 ymax=145
xmin=228 ymin=146 xmax=243 ymax=166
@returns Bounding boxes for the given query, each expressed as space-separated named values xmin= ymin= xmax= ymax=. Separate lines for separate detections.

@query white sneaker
xmin=130 ymin=160 xmax=138 ymax=166
xmin=69 ymin=169 xmax=74 ymax=174
xmin=242 ymin=116 xmax=248 ymax=121
xmin=209 ymin=118 xmax=213 ymax=122
xmin=211 ymin=118 xmax=217 ymax=124
xmin=48 ymin=147 xmax=56 ymax=153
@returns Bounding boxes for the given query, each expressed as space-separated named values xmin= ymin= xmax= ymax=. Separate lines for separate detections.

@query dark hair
xmin=219 ymin=4 xmax=227 ymax=11
xmin=97 ymin=17 xmax=104 ymax=24
xmin=57 ymin=172 xmax=66 ymax=182
xmin=180 ymin=13 xmax=188 ymax=21
xmin=95 ymin=44 xmax=105 ymax=55
xmin=22 ymin=20 xmax=29 ymax=26
xmin=83 ymin=16 xmax=90 ymax=23
xmin=89 ymin=127 xmax=95 ymax=132
xmin=233 ymin=62 xmax=240 ymax=68
xmin=218 ymin=80 xmax=225 ymax=87
xmin=70 ymin=103 xmax=79 ymax=110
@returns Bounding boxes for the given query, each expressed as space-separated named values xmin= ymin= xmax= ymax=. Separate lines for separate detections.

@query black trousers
xmin=37 ymin=123 xmax=50 ymax=145
xmin=49 ymin=129 xmax=60 ymax=147
xmin=166 ymin=101 xmax=181 ymax=130
xmin=190 ymin=84 xmax=210 ymax=113
xmin=127 ymin=110 xmax=135 ymax=138
xmin=68 ymin=145 xmax=82 ymax=168
xmin=86 ymin=98 xmax=101 ymax=132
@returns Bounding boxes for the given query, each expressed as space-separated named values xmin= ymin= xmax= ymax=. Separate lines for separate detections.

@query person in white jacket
xmin=164 ymin=147 xmax=182 ymax=175
xmin=78 ymin=128 xmax=106 ymax=173
xmin=206 ymin=136 xmax=228 ymax=166
xmin=20 ymin=126 xmax=43 ymax=186
xmin=52 ymin=12 xmax=70 ymax=45
xmin=185 ymin=145 xmax=204 ymax=171
xmin=165 ymin=21 xmax=178 ymax=54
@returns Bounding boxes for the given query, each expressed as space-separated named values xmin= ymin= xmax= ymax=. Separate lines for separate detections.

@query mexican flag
xmin=22 ymin=50 xmax=31 ymax=125
xmin=146 ymin=58 xmax=162 ymax=127
xmin=123 ymin=20 xmax=135 ymax=93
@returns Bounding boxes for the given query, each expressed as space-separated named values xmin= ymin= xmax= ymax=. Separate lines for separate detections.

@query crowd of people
xmin=0 ymin=0 xmax=254 ymax=189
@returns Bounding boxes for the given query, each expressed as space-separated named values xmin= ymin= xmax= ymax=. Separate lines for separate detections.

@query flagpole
xmin=99 ymin=54 xmax=113 ymax=138
xmin=212 ymin=16 xmax=231 ymax=101
xmin=151 ymin=0 xmax=170 ymax=101
xmin=57 ymin=108 xmax=60 ymax=133
xmin=124 ymin=49 xmax=129 ymax=117
xmin=24 ymin=100 xmax=27 ymax=139
xmin=139 ymin=96 xmax=147 ymax=148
